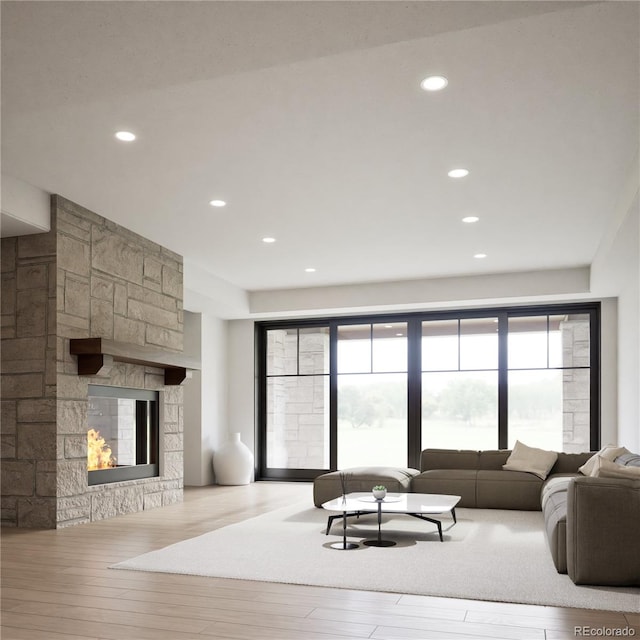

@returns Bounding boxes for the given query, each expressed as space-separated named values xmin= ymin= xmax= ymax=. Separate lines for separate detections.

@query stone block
xmin=1 ymin=435 xmax=16 ymax=459
xmin=56 ymin=459 xmax=87 ymax=497
xmin=1 ymin=315 xmax=16 ymax=340
xmin=64 ymin=435 xmax=87 ymax=459
xmin=57 ymin=400 xmax=88 ymax=435
xmin=55 ymin=194 xmax=102 ymax=226
xmin=91 ymin=276 xmax=114 ymax=302
xmin=161 ymin=265 xmax=182 ymax=298
xmin=18 ymin=232 xmax=56 ymax=260
xmin=57 ymin=218 xmax=91 ymax=242
xmin=163 ymin=451 xmax=183 ymax=479
xmin=64 ymin=277 xmax=90 ymax=318
xmin=17 ymin=289 xmax=47 ymax=337
xmin=144 ymin=371 xmax=165 ymax=390
xmin=17 ymin=398 xmax=57 ymax=423
xmin=163 ymin=386 xmax=183 ymax=404
xmin=114 ymin=284 xmax=127 ymax=315
xmin=58 ymin=234 xmax=90 ymax=277
xmin=143 ymin=492 xmax=163 ymax=510
xmin=92 ymin=228 xmax=143 ymax=284
xmin=58 ymin=494 xmax=91 ymax=512
xmin=163 ymin=403 xmax=179 ymax=423
xmin=1 ymin=401 xmax=17 ymax=434
xmin=114 ymin=316 xmax=145 ymax=345
xmin=164 ymin=433 xmax=183 ymax=452
xmin=1 ymin=274 xmax=16 ymax=315
xmin=90 ymin=298 xmax=114 ymax=339
xmin=1 ymin=356 xmax=46 ymax=375
xmin=1 ymin=460 xmax=35 ymax=495
xmin=17 ymin=423 xmax=57 ymax=460
xmin=48 ymin=264 xmax=57 ymax=296
xmin=2 ymin=337 xmax=47 ymax=362
xmin=144 ymin=257 xmax=162 ymax=283
xmin=45 ymin=348 xmax=57 ymax=386
xmin=1 ymin=373 xmax=43 ymax=399
xmin=143 ymin=278 xmax=162 ymax=293
xmin=17 ymin=264 xmax=48 ymax=290
xmin=90 ymin=491 xmax=116 ymax=521
xmin=128 ymin=299 xmax=179 ymax=330
xmin=146 ymin=325 xmax=183 ymax=351
xmin=122 ymin=364 xmax=145 ymax=389
xmin=36 ymin=460 xmax=57 ymax=496
xmin=17 ymin=496 xmax=56 ymax=528
xmin=57 ymin=374 xmax=88 ymax=400
xmin=1 ymin=237 xmax=17 ymax=273
xmin=56 ymin=495 xmax=91 ymax=522
xmin=114 ymin=487 xmax=143 ymax=515
xmin=162 ymin=488 xmax=182 ymax=505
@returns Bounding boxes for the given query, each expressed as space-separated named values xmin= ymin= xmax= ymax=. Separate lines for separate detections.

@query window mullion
xmin=498 ymin=313 xmax=509 ymax=449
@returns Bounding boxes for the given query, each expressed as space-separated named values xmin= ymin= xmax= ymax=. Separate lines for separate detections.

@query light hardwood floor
xmin=1 ymin=482 xmax=637 ymax=640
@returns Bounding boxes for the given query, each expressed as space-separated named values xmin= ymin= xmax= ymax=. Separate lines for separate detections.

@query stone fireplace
xmin=1 ymin=195 xmax=193 ymax=528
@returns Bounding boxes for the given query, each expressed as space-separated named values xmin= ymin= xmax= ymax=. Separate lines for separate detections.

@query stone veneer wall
xmin=1 ymin=195 xmax=184 ymax=528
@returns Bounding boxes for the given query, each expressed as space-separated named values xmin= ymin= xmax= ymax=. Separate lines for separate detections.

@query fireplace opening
xmin=87 ymin=385 xmax=160 ymax=485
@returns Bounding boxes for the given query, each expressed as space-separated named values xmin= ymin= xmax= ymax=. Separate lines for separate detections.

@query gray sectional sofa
xmin=314 ymin=447 xmax=640 ymax=586
xmin=416 ymin=448 xmax=640 ymax=586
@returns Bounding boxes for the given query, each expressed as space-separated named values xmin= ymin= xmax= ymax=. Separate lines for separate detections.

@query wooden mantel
xmin=69 ymin=338 xmax=200 ymax=385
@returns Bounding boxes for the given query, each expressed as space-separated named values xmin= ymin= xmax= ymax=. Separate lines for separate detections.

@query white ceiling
xmin=2 ymin=1 xmax=638 ymax=292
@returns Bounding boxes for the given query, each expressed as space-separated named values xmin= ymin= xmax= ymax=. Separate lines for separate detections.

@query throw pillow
xmin=578 ymin=445 xmax=629 ymax=476
xmin=503 ymin=441 xmax=558 ymax=479
xmin=591 ymin=457 xmax=640 ymax=479
xmin=615 ymin=452 xmax=640 ymax=468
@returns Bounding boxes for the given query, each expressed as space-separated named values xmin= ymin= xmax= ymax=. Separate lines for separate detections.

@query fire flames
xmin=87 ymin=428 xmax=117 ymax=470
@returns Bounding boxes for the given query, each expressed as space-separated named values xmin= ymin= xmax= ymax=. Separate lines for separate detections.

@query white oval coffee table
xmin=321 ymin=492 xmax=460 ymax=548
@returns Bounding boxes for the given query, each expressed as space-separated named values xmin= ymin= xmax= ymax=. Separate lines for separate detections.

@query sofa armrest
xmin=566 ymin=476 xmax=640 ymax=586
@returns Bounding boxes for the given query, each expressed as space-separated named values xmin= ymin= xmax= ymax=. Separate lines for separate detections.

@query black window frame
xmin=256 ymin=302 xmax=600 ymax=481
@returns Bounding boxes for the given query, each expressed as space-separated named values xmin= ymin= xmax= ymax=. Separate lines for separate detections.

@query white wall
xmin=591 ymin=152 xmax=639 ymax=451
xmin=1 ymin=174 xmax=50 ymax=237
xmin=183 ymin=311 xmax=229 ymax=485
xmin=227 ymin=320 xmax=257 ymax=474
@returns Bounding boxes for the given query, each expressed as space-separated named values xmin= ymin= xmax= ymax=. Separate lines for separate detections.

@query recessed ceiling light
xmin=115 ymin=131 xmax=136 ymax=142
xmin=448 ymin=168 xmax=469 ymax=178
xmin=385 ymin=325 xmax=393 ymax=329
xmin=474 ymin=253 xmax=487 ymax=259
xmin=305 ymin=267 xmax=316 ymax=273
xmin=209 ymin=199 xmax=226 ymax=207
xmin=396 ymin=332 xmax=404 ymax=337
xmin=462 ymin=216 xmax=479 ymax=223
xmin=262 ymin=237 xmax=276 ymax=244
xmin=420 ymin=76 xmax=448 ymax=91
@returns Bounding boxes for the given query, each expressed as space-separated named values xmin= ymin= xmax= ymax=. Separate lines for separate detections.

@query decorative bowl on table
xmin=372 ymin=485 xmax=387 ymax=500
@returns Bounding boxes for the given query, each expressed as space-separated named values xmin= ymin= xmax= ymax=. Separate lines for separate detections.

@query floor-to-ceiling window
xmin=421 ymin=317 xmax=499 ymax=450
xmin=256 ymin=303 xmax=599 ymax=480
xmin=337 ymin=322 xmax=408 ymax=467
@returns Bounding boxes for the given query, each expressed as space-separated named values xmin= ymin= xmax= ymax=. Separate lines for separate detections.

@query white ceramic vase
xmin=213 ymin=432 xmax=254 ymax=485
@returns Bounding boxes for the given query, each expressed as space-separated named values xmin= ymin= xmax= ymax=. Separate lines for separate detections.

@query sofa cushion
xmin=541 ymin=475 xmax=575 ymax=510
xmin=313 ymin=466 xmax=419 ymax=507
xmin=542 ymin=477 xmax=571 ymax=573
xmin=411 ymin=469 xmax=477 ymax=507
xmin=502 ymin=441 xmax=558 ymax=479
xmin=590 ymin=457 xmax=640 ymax=479
xmin=420 ymin=449 xmax=479 ymax=472
xmin=476 ymin=469 xmax=543 ymax=510
xmin=478 ymin=449 xmax=511 ymax=470
xmin=578 ymin=445 xmax=629 ymax=476
xmin=550 ymin=452 xmax=594 ymax=474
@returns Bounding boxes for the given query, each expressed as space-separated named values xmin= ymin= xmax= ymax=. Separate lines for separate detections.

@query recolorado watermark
xmin=575 ymin=627 xmax=636 ymax=637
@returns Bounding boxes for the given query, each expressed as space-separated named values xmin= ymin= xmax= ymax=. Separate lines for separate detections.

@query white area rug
xmin=112 ymin=501 xmax=640 ymax=612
